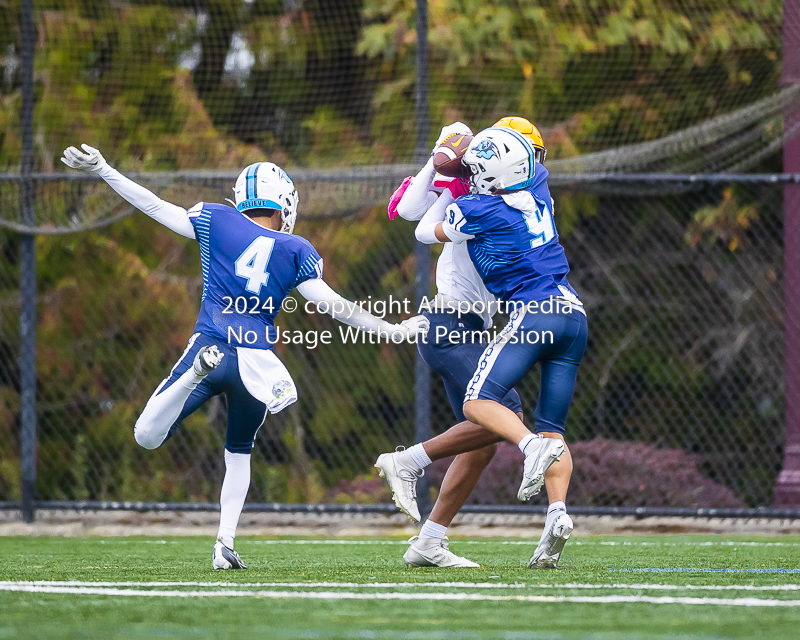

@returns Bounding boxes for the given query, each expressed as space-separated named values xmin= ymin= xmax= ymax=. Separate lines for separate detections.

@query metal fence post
xmin=19 ymin=0 xmax=37 ymax=522
xmin=776 ymin=0 xmax=800 ymax=506
xmin=413 ymin=0 xmax=432 ymax=517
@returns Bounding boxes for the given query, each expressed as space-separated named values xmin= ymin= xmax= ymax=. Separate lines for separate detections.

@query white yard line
xmin=612 ymin=568 xmax=800 ymax=574
xmin=247 ymin=540 xmax=407 ymax=545
xmin=3 ymin=580 xmax=800 ymax=592
xmin=1 ymin=583 xmax=800 ymax=606
xmin=498 ymin=540 xmax=800 ymax=547
xmin=98 ymin=539 xmax=800 ymax=548
xmin=0 ymin=580 xmax=526 ymax=590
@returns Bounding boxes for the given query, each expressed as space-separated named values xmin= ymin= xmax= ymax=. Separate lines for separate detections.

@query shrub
xmin=326 ymin=473 xmax=392 ymax=505
xmin=430 ymin=438 xmax=745 ymax=508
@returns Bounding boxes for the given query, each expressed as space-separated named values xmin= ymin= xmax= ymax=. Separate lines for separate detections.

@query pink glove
xmin=388 ymin=176 xmax=413 ymax=220
xmin=447 ymin=177 xmax=470 ymax=199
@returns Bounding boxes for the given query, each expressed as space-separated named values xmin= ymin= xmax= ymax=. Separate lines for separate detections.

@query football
xmin=432 ymin=133 xmax=473 ymax=177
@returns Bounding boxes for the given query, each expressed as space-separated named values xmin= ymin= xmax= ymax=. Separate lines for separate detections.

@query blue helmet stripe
xmin=254 ymin=162 xmax=262 ymax=199
xmin=246 ymin=163 xmax=261 ymax=200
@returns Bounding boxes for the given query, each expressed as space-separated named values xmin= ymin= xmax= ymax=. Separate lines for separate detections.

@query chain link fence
xmin=0 ymin=173 xmax=791 ymax=510
xmin=2 ymin=0 xmax=799 ymax=516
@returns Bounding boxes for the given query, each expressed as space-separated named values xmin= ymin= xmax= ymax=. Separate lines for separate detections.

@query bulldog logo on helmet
xmin=474 ymin=139 xmax=500 ymax=160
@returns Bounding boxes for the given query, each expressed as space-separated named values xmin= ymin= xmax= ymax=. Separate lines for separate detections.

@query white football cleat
xmin=194 ymin=345 xmax=224 ymax=377
xmin=517 ymin=437 xmax=565 ymax=501
xmin=212 ymin=539 xmax=247 ymax=570
xmin=374 ymin=450 xmax=422 ymax=523
xmin=528 ymin=511 xmax=573 ymax=569
xmin=403 ymin=536 xmax=480 ymax=568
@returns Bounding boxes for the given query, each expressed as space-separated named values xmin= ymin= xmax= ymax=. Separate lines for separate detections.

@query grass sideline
xmin=2 ymin=535 xmax=800 ymax=639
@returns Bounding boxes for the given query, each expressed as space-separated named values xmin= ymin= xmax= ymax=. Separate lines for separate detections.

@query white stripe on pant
xmin=464 ymin=308 xmax=528 ymax=402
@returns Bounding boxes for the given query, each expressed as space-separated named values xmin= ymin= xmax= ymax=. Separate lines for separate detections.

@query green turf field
xmin=1 ymin=535 xmax=800 ymax=639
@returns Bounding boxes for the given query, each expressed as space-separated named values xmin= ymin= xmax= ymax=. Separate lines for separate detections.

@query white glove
xmin=435 ymin=122 xmax=473 ymax=147
xmin=390 ymin=315 xmax=430 ymax=342
xmin=61 ymin=144 xmax=108 ymax=174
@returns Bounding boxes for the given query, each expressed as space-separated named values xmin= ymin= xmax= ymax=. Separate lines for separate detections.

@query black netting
xmin=0 ymin=175 xmax=791 ymax=509
xmin=1 ymin=1 xmax=798 ymax=513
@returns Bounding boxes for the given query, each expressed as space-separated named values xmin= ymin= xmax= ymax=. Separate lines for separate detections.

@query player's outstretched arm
xmin=391 ymin=122 xmax=472 ymax=222
xmin=61 ymin=144 xmax=196 ymax=239
xmin=295 ymin=278 xmax=428 ymax=340
xmin=392 ymin=160 xmax=438 ymax=221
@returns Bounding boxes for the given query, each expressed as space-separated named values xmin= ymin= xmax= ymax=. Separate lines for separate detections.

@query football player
xmin=436 ymin=127 xmax=587 ymax=569
xmin=376 ymin=118 xmax=554 ymax=568
xmin=61 ymin=144 xmax=429 ymax=570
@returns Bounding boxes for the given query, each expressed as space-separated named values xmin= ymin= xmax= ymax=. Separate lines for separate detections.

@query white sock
xmin=548 ymin=501 xmax=566 ymax=516
xmin=543 ymin=501 xmax=567 ymax=538
xmin=406 ymin=443 xmax=432 ymax=469
xmin=217 ymin=450 xmax=251 ymax=549
xmin=133 ymin=366 xmax=203 ymax=450
xmin=418 ymin=519 xmax=447 ymax=540
xmin=518 ymin=433 xmax=542 ymax=456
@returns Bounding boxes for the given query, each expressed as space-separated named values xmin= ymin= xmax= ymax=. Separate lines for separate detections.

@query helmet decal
xmin=474 ymin=139 xmax=501 ymax=160
xmin=464 ymin=128 xmax=536 ymax=195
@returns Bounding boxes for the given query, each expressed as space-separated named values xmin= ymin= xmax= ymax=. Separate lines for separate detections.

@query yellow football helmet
xmin=493 ymin=116 xmax=546 ymax=164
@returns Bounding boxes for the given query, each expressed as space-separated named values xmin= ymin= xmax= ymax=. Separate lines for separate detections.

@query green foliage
xmin=359 ymin=0 xmax=782 ymax=156
xmin=686 ymin=187 xmax=759 ymax=251
xmin=1 ymin=0 xmax=783 ymax=169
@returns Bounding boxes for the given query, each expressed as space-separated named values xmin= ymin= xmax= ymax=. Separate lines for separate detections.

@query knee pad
xmin=133 ymin=420 xmax=163 ymax=450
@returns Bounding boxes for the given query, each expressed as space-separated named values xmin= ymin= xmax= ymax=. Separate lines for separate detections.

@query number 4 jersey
xmin=187 ymin=202 xmax=323 ymax=350
xmin=442 ymin=163 xmax=579 ymax=305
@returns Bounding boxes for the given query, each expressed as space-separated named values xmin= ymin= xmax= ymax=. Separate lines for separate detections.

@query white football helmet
xmin=232 ymin=162 xmax=299 ymax=234
xmin=462 ymin=127 xmax=536 ymax=195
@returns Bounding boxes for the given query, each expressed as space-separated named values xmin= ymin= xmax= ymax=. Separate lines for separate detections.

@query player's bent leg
xmin=463 ymin=400 xmax=563 ymax=500
xmin=134 ymin=340 xmax=224 ymax=449
xmin=421 ymin=420 xmax=504 ymax=460
xmin=375 ymin=421 xmax=503 ymax=524
xmin=377 ymin=319 xmax=521 ymax=524
xmin=462 ymin=399 xmax=531 ymax=445
xmin=430 ymin=444 xmax=498 ymax=527
xmin=463 ymin=308 xmax=587 ymax=502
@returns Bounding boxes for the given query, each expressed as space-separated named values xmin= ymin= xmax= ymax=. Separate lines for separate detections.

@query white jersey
xmin=394 ymin=165 xmax=496 ymax=329
xmin=434 ymin=241 xmax=495 ymax=329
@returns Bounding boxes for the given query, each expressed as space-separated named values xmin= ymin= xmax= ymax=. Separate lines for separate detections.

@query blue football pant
xmin=134 ymin=333 xmax=268 ymax=454
xmin=464 ymin=307 xmax=588 ymax=434
xmin=418 ymin=311 xmax=523 ymax=422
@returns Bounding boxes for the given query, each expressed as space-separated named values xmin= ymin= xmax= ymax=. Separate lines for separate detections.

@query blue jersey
xmin=442 ymin=164 xmax=577 ymax=304
xmin=187 ymin=202 xmax=322 ymax=349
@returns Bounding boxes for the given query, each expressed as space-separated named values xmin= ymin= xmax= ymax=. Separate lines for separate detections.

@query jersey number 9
xmin=524 ymin=200 xmax=556 ymax=249
xmin=235 ymin=236 xmax=276 ymax=295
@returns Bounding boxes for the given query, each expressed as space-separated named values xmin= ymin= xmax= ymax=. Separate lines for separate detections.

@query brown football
xmin=432 ymin=134 xmax=473 ymax=178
